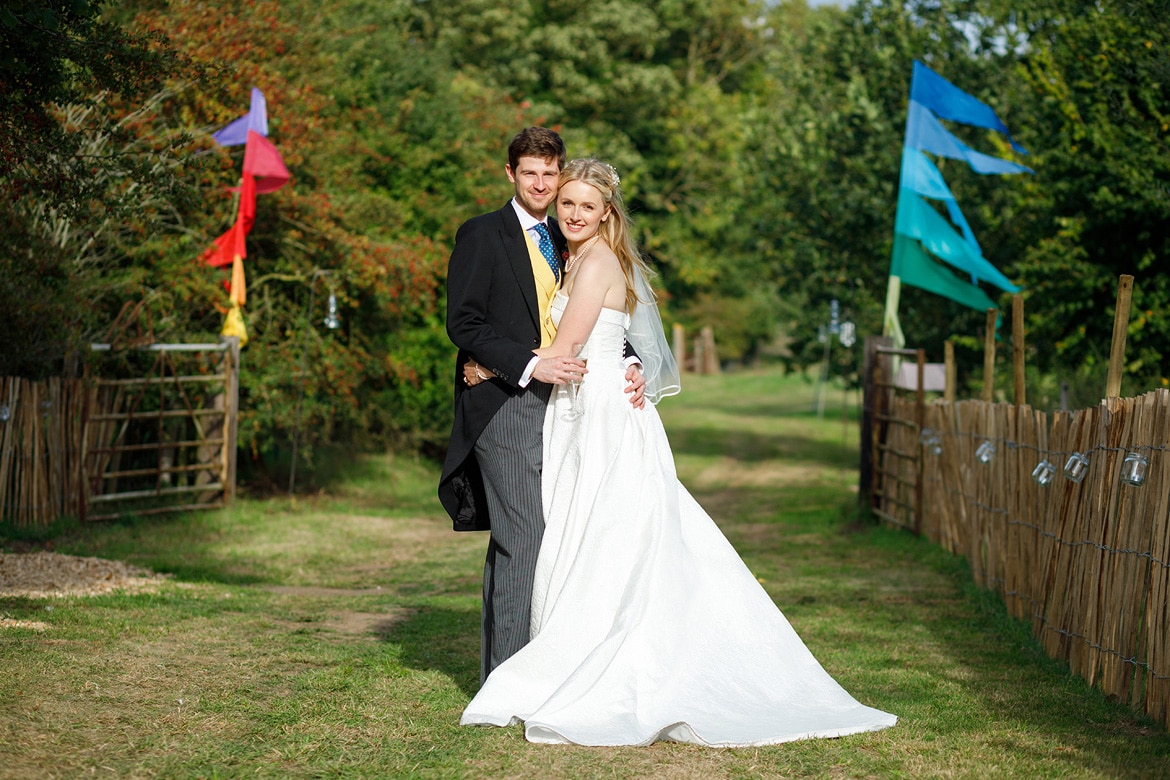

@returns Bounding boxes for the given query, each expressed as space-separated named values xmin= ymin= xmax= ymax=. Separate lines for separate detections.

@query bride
xmin=459 ymin=158 xmax=897 ymax=747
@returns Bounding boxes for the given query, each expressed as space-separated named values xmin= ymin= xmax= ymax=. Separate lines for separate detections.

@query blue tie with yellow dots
xmin=533 ymin=222 xmax=560 ymax=284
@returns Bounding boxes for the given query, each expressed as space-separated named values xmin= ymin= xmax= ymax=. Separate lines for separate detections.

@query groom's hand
xmin=624 ymin=364 xmax=646 ymax=409
xmin=532 ymin=355 xmax=587 ymax=386
xmin=463 ymin=359 xmax=495 ymax=386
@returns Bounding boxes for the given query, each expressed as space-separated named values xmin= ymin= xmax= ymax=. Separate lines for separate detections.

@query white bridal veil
xmin=626 ymin=266 xmax=681 ymax=405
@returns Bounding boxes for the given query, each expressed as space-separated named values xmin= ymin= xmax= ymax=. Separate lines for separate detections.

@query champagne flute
xmin=561 ymin=343 xmax=588 ymax=421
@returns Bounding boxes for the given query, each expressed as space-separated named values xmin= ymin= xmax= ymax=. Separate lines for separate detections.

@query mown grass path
xmin=2 ymin=370 xmax=1167 ymax=779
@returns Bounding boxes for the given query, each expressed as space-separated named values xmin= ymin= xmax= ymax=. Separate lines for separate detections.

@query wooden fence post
xmin=944 ymin=340 xmax=956 ymax=404
xmin=0 ymin=378 xmax=14 ymax=523
xmin=1106 ymin=274 xmax=1135 ymax=399
xmin=914 ymin=348 xmax=925 ymax=536
xmin=222 ymin=336 xmax=240 ymax=504
xmin=672 ymin=323 xmax=686 ymax=375
xmin=859 ymin=335 xmax=893 ymax=507
xmin=700 ymin=326 xmax=719 ymax=374
xmin=1013 ymin=294 xmax=1026 ymax=407
xmin=982 ymin=308 xmax=998 ymax=403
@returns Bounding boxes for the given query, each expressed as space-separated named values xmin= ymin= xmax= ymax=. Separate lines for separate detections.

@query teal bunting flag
xmin=905 ymin=102 xmax=1033 ymax=176
xmin=891 ymin=235 xmax=998 ymax=312
xmin=899 ymin=148 xmax=982 ymax=254
xmin=894 ymin=188 xmax=1020 ymax=294
xmin=885 ymin=60 xmax=1032 ymax=340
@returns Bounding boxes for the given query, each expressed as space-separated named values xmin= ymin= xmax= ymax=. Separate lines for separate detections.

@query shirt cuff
xmin=519 ymin=355 xmax=541 ymax=387
xmin=623 ymin=356 xmax=642 ymax=370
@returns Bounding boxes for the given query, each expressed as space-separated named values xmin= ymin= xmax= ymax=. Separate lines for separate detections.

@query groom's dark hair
xmin=507 ymin=127 xmax=566 ymax=171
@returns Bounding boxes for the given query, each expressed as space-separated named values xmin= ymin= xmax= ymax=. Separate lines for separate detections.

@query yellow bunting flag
xmin=221 ymin=300 xmax=249 ymax=347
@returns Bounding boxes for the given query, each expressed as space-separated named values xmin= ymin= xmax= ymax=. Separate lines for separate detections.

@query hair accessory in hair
xmin=603 ymin=162 xmax=621 ymax=186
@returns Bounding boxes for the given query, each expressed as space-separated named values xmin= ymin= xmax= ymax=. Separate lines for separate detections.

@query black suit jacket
xmin=438 ymin=201 xmax=566 ymax=531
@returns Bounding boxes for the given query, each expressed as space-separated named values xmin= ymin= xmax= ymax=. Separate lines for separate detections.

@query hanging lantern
xmin=1063 ymin=452 xmax=1090 ymax=483
xmin=324 ymin=293 xmax=341 ymax=330
xmin=919 ymin=427 xmax=942 ymax=455
xmin=1031 ymin=459 xmax=1056 ymax=486
xmin=1121 ymin=451 xmax=1149 ymax=487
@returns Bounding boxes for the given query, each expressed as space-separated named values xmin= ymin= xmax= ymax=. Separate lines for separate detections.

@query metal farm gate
xmin=83 ymin=340 xmax=239 ymax=521
xmin=860 ymin=337 xmax=927 ymax=535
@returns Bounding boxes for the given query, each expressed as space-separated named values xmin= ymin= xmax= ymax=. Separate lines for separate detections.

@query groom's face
xmin=506 ymin=155 xmax=561 ymax=221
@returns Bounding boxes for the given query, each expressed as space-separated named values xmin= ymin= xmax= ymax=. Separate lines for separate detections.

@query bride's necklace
xmin=565 ymin=235 xmax=601 ymax=275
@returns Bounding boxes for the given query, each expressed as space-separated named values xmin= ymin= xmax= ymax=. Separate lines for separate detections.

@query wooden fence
xmin=864 ymin=334 xmax=1169 ymax=728
xmin=863 ymin=343 xmax=926 ymax=534
xmin=0 ymin=377 xmax=88 ymax=528
xmin=874 ymin=391 xmax=1170 ymax=728
xmin=0 ymin=339 xmax=239 ymax=528
xmin=672 ymin=323 xmax=721 ymax=375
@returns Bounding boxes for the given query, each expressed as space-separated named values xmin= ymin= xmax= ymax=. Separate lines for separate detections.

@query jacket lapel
xmin=498 ymin=203 xmax=541 ymax=330
xmin=547 ymin=218 xmax=568 ymax=275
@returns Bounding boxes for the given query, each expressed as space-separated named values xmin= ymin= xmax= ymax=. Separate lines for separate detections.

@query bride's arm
xmin=460 ymin=260 xmax=617 ymax=385
xmin=535 ymin=257 xmax=619 ymax=360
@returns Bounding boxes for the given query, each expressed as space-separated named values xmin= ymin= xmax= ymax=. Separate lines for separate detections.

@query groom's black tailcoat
xmin=438 ymin=201 xmax=565 ymax=532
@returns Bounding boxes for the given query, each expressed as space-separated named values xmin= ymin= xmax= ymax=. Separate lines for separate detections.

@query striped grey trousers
xmin=474 ymin=381 xmax=551 ymax=684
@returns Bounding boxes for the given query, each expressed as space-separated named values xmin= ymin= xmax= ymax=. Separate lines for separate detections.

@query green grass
xmin=2 ymin=368 xmax=1167 ymax=779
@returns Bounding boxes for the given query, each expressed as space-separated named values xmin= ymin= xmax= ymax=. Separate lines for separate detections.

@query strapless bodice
xmin=551 ymin=291 xmax=629 ymax=366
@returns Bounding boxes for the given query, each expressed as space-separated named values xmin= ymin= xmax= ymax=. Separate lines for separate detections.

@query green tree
xmin=407 ymin=0 xmax=782 ymax=362
xmin=1 ymin=0 xmax=201 ymax=378
xmin=744 ymin=0 xmax=1041 ymax=380
xmin=8 ymin=0 xmax=1167 ymax=479
xmin=1004 ymin=0 xmax=1170 ymax=393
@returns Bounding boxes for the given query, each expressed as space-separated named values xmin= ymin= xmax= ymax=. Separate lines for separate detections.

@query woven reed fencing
xmin=0 ymin=339 xmax=239 ymax=529
xmin=0 ymin=377 xmax=88 ymax=528
xmin=874 ymin=389 xmax=1170 ymax=729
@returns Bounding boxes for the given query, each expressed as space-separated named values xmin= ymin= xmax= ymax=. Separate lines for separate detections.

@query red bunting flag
xmin=243 ymin=129 xmax=289 ymax=193
xmin=200 ymin=170 xmax=256 ymax=269
xmin=198 ymin=116 xmax=290 ymax=309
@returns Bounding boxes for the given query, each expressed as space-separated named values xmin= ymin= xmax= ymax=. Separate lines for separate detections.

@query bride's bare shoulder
xmin=572 ymin=245 xmax=626 ymax=308
xmin=577 ymin=243 xmax=622 ymax=279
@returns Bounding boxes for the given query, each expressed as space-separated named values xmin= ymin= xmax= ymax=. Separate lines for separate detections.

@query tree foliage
xmin=1 ymin=0 xmax=204 ymax=377
xmin=5 ymin=0 xmax=1169 ymax=483
xmin=1006 ymin=0 xmax=1170 ymax=392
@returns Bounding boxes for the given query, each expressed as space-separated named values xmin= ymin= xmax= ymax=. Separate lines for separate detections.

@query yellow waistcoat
xmin=525 ymin=231 xmax=559 ymax=347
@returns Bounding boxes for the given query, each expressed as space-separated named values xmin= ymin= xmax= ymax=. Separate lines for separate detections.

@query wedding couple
xmin=438 ymin=127 xmax=896 ymax=747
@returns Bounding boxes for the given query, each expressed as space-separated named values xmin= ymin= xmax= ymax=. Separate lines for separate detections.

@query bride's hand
xmin=464 ymin=360 xmax=495 ymax=386
xmin=531 ymin=354 xmax=587 ymax=385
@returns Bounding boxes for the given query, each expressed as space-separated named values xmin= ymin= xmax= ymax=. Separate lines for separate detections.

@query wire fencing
xmin=871 ymin=387 xmax=1169 ymax=729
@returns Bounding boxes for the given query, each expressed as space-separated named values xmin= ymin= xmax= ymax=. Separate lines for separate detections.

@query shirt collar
xmin=511 ymin=198 xmax=547 ymax=233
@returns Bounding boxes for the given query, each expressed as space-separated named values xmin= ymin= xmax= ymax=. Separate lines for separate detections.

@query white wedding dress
xmin=460 ymin=292 xmax=897 ymax=746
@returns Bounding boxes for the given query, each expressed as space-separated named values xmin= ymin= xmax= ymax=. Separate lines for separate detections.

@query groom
xmin=439 ymin=127 xmax=644 ymax=684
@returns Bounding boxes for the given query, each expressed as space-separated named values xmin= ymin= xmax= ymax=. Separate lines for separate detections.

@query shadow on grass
xmin=815 ymin=511 xmax=1170 ymax=775
xmin=236 ymin=442 xmax=369 ymax=497
xmin=247 ymin=444 xmax=446 ymax=514
xmin=693 ymin=395 xmax=863 ymax=422
xmin=383 ymin=604 xmax=482 ymax=698
xmin=669 ymin=425 xmax=858 ymax=470
xmin=149 ymin=561 xmax=269 ymax=585
xmin=3 ymin=510 xmax=273 ymax=587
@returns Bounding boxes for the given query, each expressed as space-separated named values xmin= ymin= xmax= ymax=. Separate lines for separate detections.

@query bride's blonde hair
xmin=559 ymin=158 xmax=653 ymax=315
